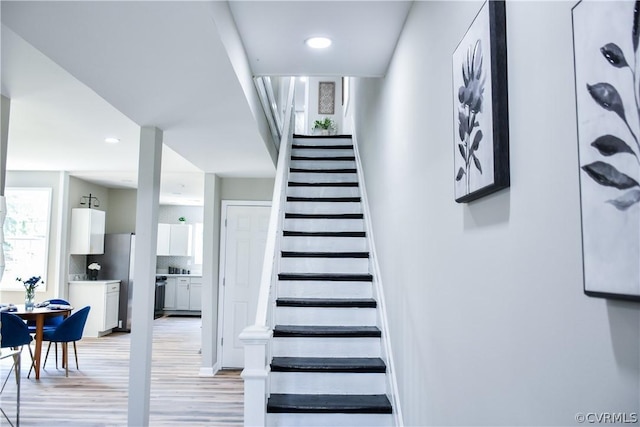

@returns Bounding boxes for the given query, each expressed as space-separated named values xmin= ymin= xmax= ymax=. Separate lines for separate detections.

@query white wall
xmin=352 ymin=1 xmax=640 ymax=425
xmin=221 ymin=177 xmax=275 ymax=201
xmin=307 ymin=76 xmax=344 ymax=134
xmin=106 ymin=188 xmax=137 ymax=233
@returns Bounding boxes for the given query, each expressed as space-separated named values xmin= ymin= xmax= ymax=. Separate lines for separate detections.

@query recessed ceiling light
xmin=305 ymin=37 xmax=332 ymax=49
xmin=104 ymin=137 xmax=120 ymax=144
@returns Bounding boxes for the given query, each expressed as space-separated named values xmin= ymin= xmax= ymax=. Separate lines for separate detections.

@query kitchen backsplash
xmin=155 ymin=256 xmax=201 ymax=275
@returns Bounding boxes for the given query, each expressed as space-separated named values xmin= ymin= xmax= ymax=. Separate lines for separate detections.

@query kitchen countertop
xmin=69 ymin=280 xmax=121 ymax=284
xmin=156 ymin=274 xmax=202 ymax=278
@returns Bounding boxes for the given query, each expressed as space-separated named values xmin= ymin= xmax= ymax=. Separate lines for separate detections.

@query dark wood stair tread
xmin=291 ymin=156 xmax=356 ymax=161
xmin=281 ymin=251 xmax=369 ymax=258
xmin=271 ymin=357 xmax=386 ymax=373
xmin=276 ymin=298 xmax=376 ymax=308
xmin=293 ymin=134 xmax=353 ymax=139
xmin=287 ymin=196 xmax=360 ymax=202
xmin=267 ymin=393 xmax=392 ymax=414
xmin=290 ymin=168 xmax=357 ymax=174
xmin=273 ymin=325 xmax=381 ymax=338
xmin=292 ymin=144 xmax=354 ymax=149
xmin=285 ymin=213 xmax=363 ymax=219
xmin=283 ymin=231 xmax=366 ymax=237
xmin=288 ymin=181 xmax=359 ymax=187
xmin=278 ymin=273 xmax=373 ymax=282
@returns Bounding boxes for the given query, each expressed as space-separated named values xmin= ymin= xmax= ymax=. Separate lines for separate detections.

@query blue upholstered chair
xmin=26 ymin=299 xmax=70 ymax=333
xmin=42 ymin=306 xmax=90 ymax=377
xmin=1 ymin=312 xmax=34 ymax=378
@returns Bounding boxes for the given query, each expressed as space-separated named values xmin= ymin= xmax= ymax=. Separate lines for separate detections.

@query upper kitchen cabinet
xmin=70 ymin=208 xmax=106 ymax=254
xmin=157 ymin=223 xmax=192 ymax=256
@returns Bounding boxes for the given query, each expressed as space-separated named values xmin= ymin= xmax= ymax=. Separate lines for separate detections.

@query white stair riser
xmin=270 ymin=372 xmax=386 ymax=394
xmin=287 ymin=186 xmax=360 ymax=198
xmin=267 ymin=413 xmax=393 ymax=427
xmin=272 ymin=337 xmax=381 ymax=358
xmin=289 ymin=172 xmax=357 ymax=183
xmin=286 ymin=201 xmax=362 ymax=215
xmin=275 ymin=306 xmax=377 ymax=326
xmin=282 ymin=236 xmax=368 ymax=252
xmin=290 ymin=160 xmax=356 ymax=169
xmin=294 ymin=138 xmax=353 ymax=146
xmin=280 ymin=257 xmax=369 ymax=274
xmin=277 ymin=281 xmax=373 ymax=299
xmin=292 ymin=148 xmax=355 ymax=157
xmin=284 ymin=218 xmax=365 ymax=232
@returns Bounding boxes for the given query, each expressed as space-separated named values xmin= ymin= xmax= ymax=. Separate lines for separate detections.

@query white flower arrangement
xmin=88 ymin=263 xmax=101 ymax=271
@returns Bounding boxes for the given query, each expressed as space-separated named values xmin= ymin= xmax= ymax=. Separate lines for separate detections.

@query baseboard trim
xmin=199 ymin=363 xmax=219 ymax=377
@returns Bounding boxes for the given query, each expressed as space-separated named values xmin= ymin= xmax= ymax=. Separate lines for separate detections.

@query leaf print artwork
xmin=582 ymin=1 xmax=640 ymax=211
xmin=573 ymin=0 xmax=640 ymax=300
xmin=456 ymin=39 xmax=486 ymax=194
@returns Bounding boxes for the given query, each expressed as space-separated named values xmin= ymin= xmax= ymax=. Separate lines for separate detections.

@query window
xmin=1 ymin=188 xmax=52 ymax=290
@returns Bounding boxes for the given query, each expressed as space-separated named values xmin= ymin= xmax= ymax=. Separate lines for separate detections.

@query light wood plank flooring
xmin=1 ymin=316 xmax=243 ymax=426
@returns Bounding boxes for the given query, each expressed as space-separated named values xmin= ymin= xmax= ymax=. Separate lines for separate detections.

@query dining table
xmin=12 ymin=305 xmax=73 ymax=380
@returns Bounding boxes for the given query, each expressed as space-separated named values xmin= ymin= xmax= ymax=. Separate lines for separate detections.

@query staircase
xmin=267 ymin=135 xmax=394 ymax=427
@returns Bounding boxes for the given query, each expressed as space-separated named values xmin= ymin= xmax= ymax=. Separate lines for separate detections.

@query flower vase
xmin=88 ymin=269 xmax=98 ymax=280
xmin=25 ymin=289 xmax=35 ymax=310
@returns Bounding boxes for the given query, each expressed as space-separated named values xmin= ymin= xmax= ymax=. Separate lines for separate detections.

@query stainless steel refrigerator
xmin=88 ymin=233 xmax=135 ymax=332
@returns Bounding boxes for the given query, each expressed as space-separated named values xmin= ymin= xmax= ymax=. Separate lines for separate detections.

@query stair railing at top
xmin=255 ymin=76 xmax=286 ymax=151
xmin=239 ymin=76 xmax=295 ymax=427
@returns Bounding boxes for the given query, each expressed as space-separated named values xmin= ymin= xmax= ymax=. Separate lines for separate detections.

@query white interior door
xmin=221 ymin=203 xmax=271 ymax=368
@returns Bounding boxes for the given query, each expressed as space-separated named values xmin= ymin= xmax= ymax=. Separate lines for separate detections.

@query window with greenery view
xmin=1 ymin=188 xmax=52 ymax=290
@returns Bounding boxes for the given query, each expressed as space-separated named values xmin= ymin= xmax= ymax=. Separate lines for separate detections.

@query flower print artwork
xmin=452 ymin=0 xmax=509 ymax=203
xmin=456 ymin=39 xmax=486 ymax=195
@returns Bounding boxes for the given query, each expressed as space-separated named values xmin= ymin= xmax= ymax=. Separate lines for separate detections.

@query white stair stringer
xmin=266 ymin=136 xmax=396 ymax=427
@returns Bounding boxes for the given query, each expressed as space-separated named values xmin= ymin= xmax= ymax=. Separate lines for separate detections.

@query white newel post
xmin=240 ymin=325 xmax=273 ymax=427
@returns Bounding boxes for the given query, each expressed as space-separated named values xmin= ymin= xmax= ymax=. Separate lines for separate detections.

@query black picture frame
xmin=572 ymin=0 xmax=640 ymax=302
xmin=452 ymin=0 xmax=509 ymax=203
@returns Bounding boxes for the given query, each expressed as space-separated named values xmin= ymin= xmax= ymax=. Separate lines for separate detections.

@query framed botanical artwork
xmin=452 ymin=0 xmax=510 ymax=203
xmin=572 ymin=0 xmax=640 ymax=301
xmin=318 ymin=81 xmax=335 ymax=114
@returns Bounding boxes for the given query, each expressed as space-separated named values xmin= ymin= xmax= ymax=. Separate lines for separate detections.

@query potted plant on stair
xmin=312 ymin=117 xmax=336 ymax=136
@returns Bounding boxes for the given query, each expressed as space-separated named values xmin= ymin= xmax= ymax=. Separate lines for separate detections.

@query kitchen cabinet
xmin=164 ymin=277 xmax=176 ymax=310
xmin=189 ymin=278 xmax=202 ymax=311
xmin=70 ymin=208 xmax=106 ymax=254
xmin=157 ymin=223 xmax=192 ymax=256
xmin=68 ymin=280 xmax=120 ymax=337
xmin=165 ymin=276 xmax=202 ymax=312
xmin=176 ymin=278 xmax=190 ymax=310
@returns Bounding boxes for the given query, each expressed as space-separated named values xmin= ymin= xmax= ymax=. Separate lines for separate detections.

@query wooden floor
xmin=0 ymin=316 xmax=243 ymax=426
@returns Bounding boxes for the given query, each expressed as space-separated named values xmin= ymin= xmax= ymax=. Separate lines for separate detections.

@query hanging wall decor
xmin=452 ymin=0 xmax=509 ymax=203
xmin=318 ymin=81 xmax=336 ymax=114
xmin=572 ymin=0 xmax=640 ymax=301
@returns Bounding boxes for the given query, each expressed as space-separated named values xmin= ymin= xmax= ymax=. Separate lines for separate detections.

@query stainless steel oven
xmin=154 ymin=276 xmax=167 ymax=319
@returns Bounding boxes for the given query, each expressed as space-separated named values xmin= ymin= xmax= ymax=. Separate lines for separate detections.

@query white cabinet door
xmin=68 ymin=280 xmax=120 ymax=337
xmin=70 ymin=208 xmax=106 ymax=255
xmin=164 ymin=278 xmax=176 ymax=309
xmin=105 ymin=290 xmax=119 ymax=329
xmin=157 ymin=223 xmax=171 ymax=255
xmin=169 ymin=224 xmax=191 ymax=256
xmin=189 ymin=281 xmax=202 ymax=311
xmin=175 ymin=278 xmax=190 ymax=310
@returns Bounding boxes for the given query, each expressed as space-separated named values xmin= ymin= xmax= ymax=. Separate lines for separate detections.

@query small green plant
xmin=312 ymin=117 xmax=335 ymax=131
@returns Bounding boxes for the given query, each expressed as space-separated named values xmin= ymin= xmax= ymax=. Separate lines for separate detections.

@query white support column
xmin=0 ymin=95 xmax=11 ymax=282
xmin=240 ymin=325 xmax=273 ymax=427
xmin=1 ymin=95 xmax=10 ymax=195
xmin=128 ymin=126 xmax=163 ymax=427
xmin=200 ymin=173 xmax=221 ymax=376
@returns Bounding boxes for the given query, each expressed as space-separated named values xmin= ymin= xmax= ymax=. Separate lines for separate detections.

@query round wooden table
xmin=12 ymin=305 xmax=73 ymax=379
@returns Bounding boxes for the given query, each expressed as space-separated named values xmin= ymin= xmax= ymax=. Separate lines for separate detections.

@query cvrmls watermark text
xmin=575 ymin=412 xmax=638 ymax=424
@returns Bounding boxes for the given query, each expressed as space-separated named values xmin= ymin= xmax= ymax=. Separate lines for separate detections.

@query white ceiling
xmin=0 ymin=1 xmax=411 ymax=205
